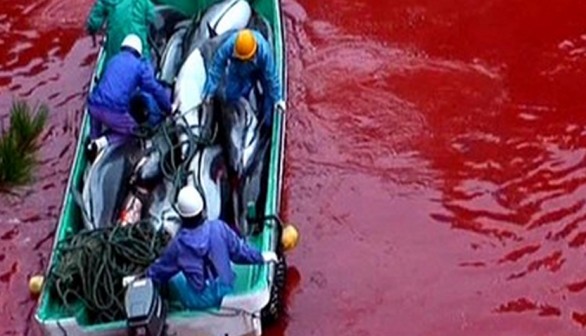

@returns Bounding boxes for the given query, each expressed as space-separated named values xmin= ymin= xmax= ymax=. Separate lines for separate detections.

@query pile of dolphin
xmin=78 ymin=0 xmax=274 ymax=237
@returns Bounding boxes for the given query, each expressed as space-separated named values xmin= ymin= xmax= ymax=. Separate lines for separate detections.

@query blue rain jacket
xmin=88 ymin=48 xmax=172 ymax=116
xmin=203 ymin=30 xmax=281 ymax=124
xmin=146 ymin=219 xmax=264 ymax=293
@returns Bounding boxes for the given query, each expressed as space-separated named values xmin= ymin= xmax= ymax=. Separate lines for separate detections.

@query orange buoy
xmin=281 ymin=224 xmax=300 ymax=252
xmin=29 ymin=275 xmax=44 ymax=295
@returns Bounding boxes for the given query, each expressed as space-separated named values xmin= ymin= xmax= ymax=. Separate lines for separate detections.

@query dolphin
xmin=182 ymin=0 xmax=251 ymax=56
xmin=80 ymin=139 xmax=143 ymax=230
xmin=216 ymin=86 xmax=271 ymax=234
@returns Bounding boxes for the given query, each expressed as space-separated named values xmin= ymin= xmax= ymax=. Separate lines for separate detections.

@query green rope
xmin=136 ymin=109 xmax=218 ymax=220
xmin=46 ymin=221 xmax=171 ymax=323
xmin=134 ymin=110 xmax=217 ymax=191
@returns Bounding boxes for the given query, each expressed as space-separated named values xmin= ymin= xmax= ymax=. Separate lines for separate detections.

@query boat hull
xmin=34 ymin=0 xmax=288 ymax=334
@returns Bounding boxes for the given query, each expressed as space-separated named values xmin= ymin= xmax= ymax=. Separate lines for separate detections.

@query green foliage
xmin=0 ymin=100 xmax=48 ymax=187
xmin=10 ymin=100 xmax=48 ymax=152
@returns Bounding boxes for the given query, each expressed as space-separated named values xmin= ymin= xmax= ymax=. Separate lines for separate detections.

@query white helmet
xmin=121 ymin=34 xmax=143 ymax=55
xmin=176 ymin=186 xmax=204 ymax=218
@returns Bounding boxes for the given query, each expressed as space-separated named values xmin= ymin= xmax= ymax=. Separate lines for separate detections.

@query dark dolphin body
xmin=211 ymin=13 xmax=275 ymax=234
xmin=81 ymin=140 xmax=143 ymax=230
xmin=217 ymin=86 xmax=271 ymax=235
xmin=148 ymin=5 xmax=190 ymax=82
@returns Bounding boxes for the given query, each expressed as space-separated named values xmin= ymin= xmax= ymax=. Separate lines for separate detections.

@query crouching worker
xmin=202 ymin=29 xmax=285 ymax=131
xmin=87 ymin=34 xmax=171 ymax=156
xmin=128 ymin=186 xmax=278 ymax=310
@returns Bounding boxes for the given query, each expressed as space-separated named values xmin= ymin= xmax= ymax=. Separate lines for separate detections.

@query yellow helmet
xmin=234 ymin=29 xmax=257 ymax=61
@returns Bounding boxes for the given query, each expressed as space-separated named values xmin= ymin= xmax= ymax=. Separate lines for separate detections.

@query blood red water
xmin=2 ymin=0 xmax=586 ymax=335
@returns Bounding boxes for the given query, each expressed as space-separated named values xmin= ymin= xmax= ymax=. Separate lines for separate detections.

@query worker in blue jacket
xmin=87 ymin=34 xmax=171 ymax=153
xmin=125 ymin=186 xmax=278 ymax=310
xmin=202 ymin=29 xmax=286 ymax=128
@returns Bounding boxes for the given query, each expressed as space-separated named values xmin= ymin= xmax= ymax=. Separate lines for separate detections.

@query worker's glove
xmin=275 ymin=100 xmax=286 ymax=113
xmin=122 ymin=275 xmax=138 ymax=287
xmin=261 ymin=251 xmax=279 ymax=263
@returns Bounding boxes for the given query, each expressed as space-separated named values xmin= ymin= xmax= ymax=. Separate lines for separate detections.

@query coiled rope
xmin=46 ymin=221 xmax=171 ymax=323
